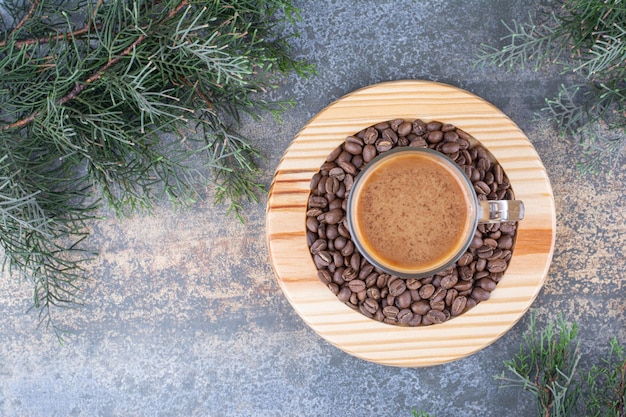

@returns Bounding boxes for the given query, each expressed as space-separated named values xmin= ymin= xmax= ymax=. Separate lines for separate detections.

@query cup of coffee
xmin=346 ymin=147 xmax=524 ymax=279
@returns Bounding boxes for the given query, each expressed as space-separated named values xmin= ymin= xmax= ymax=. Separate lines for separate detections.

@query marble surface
xmin=1 ymin=1 xmax=624 ymax=416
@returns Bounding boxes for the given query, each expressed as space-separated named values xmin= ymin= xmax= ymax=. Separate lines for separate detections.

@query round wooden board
xmin=266 ymin=80 xmax=556 ymax=367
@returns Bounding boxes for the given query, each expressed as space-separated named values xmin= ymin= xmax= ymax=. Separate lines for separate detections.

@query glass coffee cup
xmin=346 ymin=147 xmax=524 ymax=279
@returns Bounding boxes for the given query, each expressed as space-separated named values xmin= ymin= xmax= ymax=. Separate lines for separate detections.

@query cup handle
xmin=477 ymin=200 xmax=525 ymax=224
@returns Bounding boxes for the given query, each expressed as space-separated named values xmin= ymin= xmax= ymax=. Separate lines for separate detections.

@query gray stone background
xmin=1 ymin=0 xmax=625 ymax=416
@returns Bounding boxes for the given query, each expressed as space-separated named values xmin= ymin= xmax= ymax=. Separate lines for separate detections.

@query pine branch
xmin=6 ymin=0 xmax=39 ymax=38
xmin=2 ymin=0 xmax=187 ymax=131
xmin=0 ymin=0 xmax=314 ymax=328
xmin=495 ymin=313 xmax=581 ymax=417
xmin=475 ymin=0 xmax=626 ymax=175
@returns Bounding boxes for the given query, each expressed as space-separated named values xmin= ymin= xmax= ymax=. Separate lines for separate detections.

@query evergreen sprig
xmin=475 ymin=0 xmax=626 ymax=175
xmin=585 ymin=337 xmax=626 ymax=417
xmin=495 ymin=314 xmax=582 ymax=417
xmin=494 ymin=313 xmax=626 ymax=417
xmin=0 ymin=0 xmax=313 ymax=327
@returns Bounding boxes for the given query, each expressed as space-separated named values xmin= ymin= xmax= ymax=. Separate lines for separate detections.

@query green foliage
xmin=476 ymin=0 xmax=626 ymax=174
xmin=0 ymin=0 xmax=313 ymax=327
xmin=495 ymin=314 xmax=582 ymax=417
xmin=495 ymin=313 xmax=626 ymax=417
xmin=411 ymin=410 xmax=435 ymax=417
xmin=584 ymin=337 xmax=626 ymax=417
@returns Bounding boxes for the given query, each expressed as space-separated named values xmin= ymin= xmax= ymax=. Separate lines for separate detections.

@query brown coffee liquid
xmin=352 ymin=152 xmax=474 ymax=275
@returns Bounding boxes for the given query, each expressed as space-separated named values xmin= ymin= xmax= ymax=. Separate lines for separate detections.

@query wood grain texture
xmin=266 ymin=80 xmax=556 ymax=367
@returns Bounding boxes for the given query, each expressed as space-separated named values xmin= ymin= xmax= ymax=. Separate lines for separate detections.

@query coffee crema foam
xmin=352 ymin=152 xmax=474 ymax=275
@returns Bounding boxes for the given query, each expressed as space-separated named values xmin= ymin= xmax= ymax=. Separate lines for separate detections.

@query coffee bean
xmin=358 ymin=303 xmax=374 ymax=318
xmin=342 ymin=175 xmax=355 ymax=194
xmin=444 ymin=131 xmax=459 ymax=142
xmin=427 ymin=130 xmax=443 ymax=143
xmin=306 ymin=216 xmax=319 ymax=234
xmin=344 ymin=141 xmax=362 ymax=155
xmin=317 ymin=269 xmax=331 ymax=284
xmin=383 ymin=305 xmax=400 ymax=318
xmin=426 ymin=309 xmax=446 ymax=324
xmin=308 ymin=195 xmax=328 ymax=208
xmin=477 ymin=277 xmax=497 ymax=292
xmin=364 ymin=272 xmax=378 ymax=288
xmin=348 ymin=279 xmax=366 ymax=293
xmin=440 ymin=274 xmax=458 ymax=289
xmin=313 ymin=253 xmax=330 ymax=269
xmin=324 ymin=177 xmax=339 ymax=195
xmin=426 ymin=121 xmax=442 ymax=131
xmin=374 ymin=309 xmax=385 ymax=322
xmin=342 ymin=267 xmax=358 ymax=281
xmin=367 ymin=287 xmax=381 ymax=300
xmin=376 ymin=274 xmax=388 ymax=288
xmin=333 ymin=252 xmax=343 ymax=268
xmin=310 ymin=239 xmax=327 ymax=254
xmin=497 ymin=234 xmax=513 ymax=250
xmin=333 ymin=236 xmax=347 ymax=251
xmin=332 ymin=268 xmax=345 ymax=284
xmin=409 ymin=137 xmax=428 ymax=147
xmin=445 ymin=288 xmax=458 ymax=307
xmin=431 ymin=287 xmax=447 ymax=303
xmin=475 ymin=270 xmax=490 ymax=280
xmin=412 ymin=119 xmax=427 ymax=135
xmin=430 ymin=299 xmax=445 ymax=311
xmin=451 ymin=296 xmax=467 ymax=316
xmin=500 ymin=222 xmax=516 ymax=235
xmin=382 ymin=128 xmax=398 ymax=144
xmin=397 ymin=308 xmax=413 ymax=324
xmin=474 ymin=181 xmax=491 ymax=195
xmin=488 ymin=248 xmax=504 ymax=260
xmin=363 ymin=127 xmax=378 ymax=144
xmin=487 ymin=258 xmax=508 ymax=273
xmin=385 ymin=294 xmax=395 ymax=307
xmin=338 ymin=286 xmax=351 ymax=302
xmin=346 ymin=135 xmax=363 ymax=145
xmin=477 ymin=157 xmax=491 ymax=172
xmin=493 ymin=163 xmax=504 ymax=184
xmin=375 ymin=138 xmax=393 ymax=153
xmin=476 ymin=245 xmax=494 ymax=259
xmin=411 ymin=300 xmax=431 ymax=315
xmin=471 ymin=287 xmax=491 ymax=302
xmin=408 ymin=314 xmax=422 ymax=326
xmin=454 ymin=280 xmax=473 ymax=292
xmin=340 ymin=240 xmax=354 ymax=257
xmin=337 ymin=160 xmax=356 ymax=176
xmin=358 ymin=264 xmax=374 ymax=280
xmin=389 ymin=279 xmax=407 ymax=297
xmin=406 ymin=278 xmax=422 ymax=290
xmin=396 ymin=290 xmax=412 ymax=309
xmin=363 ymin=298 xmax=379 ymax=314
xmin=328 ymin=167 xmax=346 ymax=181
xmin=324 ymin=208 xmax=343 ymax=225
xmin=419 ymin=284 xmax=436 ymax=299
xmin=349 ymin=292 xmax=359 ymax=306
xmin=327 ymin=283 xmax=339 ymax=295
xmin=362 ymin=144 xmax=377 ymax=162
xmin=442 ymin=142 xmax=460 ymax=154
xmin=320 ymin=162 xmax=336 ymax=175
xmin=397 ymin=121 xmax=412 ymax=137
xmin=349 ymin=252 xmax=360 ymax=270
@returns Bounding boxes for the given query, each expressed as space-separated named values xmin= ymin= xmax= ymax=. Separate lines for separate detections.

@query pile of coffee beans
xmin=306 ymin=119 xmax=518 ymax=326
